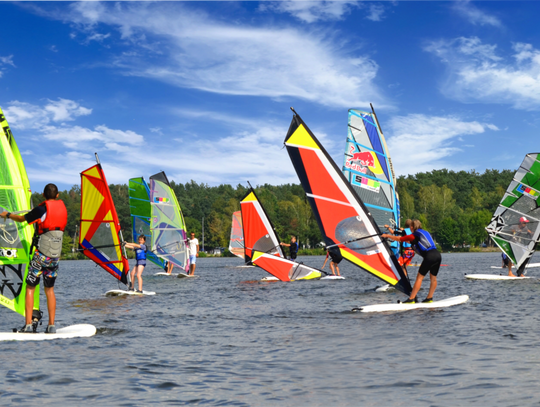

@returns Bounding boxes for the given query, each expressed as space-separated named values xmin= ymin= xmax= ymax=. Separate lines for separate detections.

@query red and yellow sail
xmin=284 ymin=110 xmax=412 ymax=295
xmin=79 ymin=163 xmax=129 ymax=284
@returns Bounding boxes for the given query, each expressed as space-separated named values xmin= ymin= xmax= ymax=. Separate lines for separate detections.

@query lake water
xmin=2 ymin=252 xmax=540 ymax=406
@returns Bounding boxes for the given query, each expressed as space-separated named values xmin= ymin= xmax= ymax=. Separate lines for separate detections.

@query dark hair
xmin=138 ymin=235 xmax=147 ymax=241
xmin=43 ymin=183 xmax=59 ymax=200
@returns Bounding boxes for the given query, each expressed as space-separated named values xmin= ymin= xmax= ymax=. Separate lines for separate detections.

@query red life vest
xmin=37 ymin=200 xmax=68 ymax=235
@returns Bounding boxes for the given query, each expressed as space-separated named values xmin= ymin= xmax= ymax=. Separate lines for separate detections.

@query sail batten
xmin=284 ymin=111 xmax=411 ymax=294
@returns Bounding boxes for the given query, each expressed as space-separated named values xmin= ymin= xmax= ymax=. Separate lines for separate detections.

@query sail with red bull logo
xmin=284 ymin=109 xmax=411 ymax=294
xmin=342 ymin=107 xmax=400 ymax=256
xmin=486 ymin=153 xmax=540 ymax=272
xmin=149 ymin=172 xmax=189 ymax=273
xmin=229 ymin=211 xmax=244 ymax=259
xmin=240 ymin=188 xmax=323 ymax=281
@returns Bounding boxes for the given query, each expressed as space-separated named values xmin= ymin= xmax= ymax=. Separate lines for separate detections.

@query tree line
xmin=35 ymin=168 xmax=512 ymax=256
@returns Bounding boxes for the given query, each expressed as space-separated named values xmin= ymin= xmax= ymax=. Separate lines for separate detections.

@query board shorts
xmin=418 ymin=249 xmax=442 ymax=277
xmin=329 ymin=251 xmax=343 ymax=265
xmin=189 ymin=255 xmax=197 ymax=264
xmin=136 ymin=260 xmax=146 ymax=267
xmin=502 ymin=257 xmax=510 ymax=267
xmin=398 ymin=248 xmax=415 ymax=267
xmin=26 ymin=249 xmax=59 ymax=288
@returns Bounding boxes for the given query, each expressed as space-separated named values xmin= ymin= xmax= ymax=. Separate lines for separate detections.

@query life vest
xmin=36 ymin=200 xmax=68 ymax=258
xmin=412 ymin=229 xmax=437 ymax=254
xmin=136 ymin=244 xmax=147 ymax=261
xmin=402 ymin=228 xmax=412 ymax=248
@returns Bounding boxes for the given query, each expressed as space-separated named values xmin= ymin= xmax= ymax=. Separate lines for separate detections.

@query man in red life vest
xmin=0 ymin=184 xmax=67 ymax=333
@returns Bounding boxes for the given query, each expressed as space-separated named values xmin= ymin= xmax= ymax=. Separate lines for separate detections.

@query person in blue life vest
xmin=0 ymin=183 xmax=68 ymax=333
xmin=280 ymin=235 xmax=298 ymax=261
xmin=124 ymin=235 xmax=147 ymax=293
xmin=384 ymin=219 xmax=415 ymax=276
xmin=382 ymin=219 xmax=441 ymax=304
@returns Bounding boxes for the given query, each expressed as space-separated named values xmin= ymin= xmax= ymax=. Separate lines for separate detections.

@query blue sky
xmin=2 ymin=1 xmax=540 ymax=193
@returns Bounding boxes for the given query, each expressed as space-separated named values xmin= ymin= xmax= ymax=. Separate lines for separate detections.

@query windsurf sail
xmin=0 ymin=108 xmax=38 ymax=316
xmin=240 ymin=188 xmax=284 ymax=264
xmin=284 ymin=109 xmax=412 ymax=295
xmin=229 ymin=211 xmax=244 ymax=259
xmin=79 ymin=158 xmax=130 ymax=284
xmin=486 ymin=153 xmax=540 ymax=271
xmin=149 ymin=172 xmax=189 ymax=272
xmin=240 ymin=188 xmax=322 ymax=281
xmin=129 ymin=177 xmax=165 ymax=268
xmin=343 ymin=107 xmax=400 ymax=256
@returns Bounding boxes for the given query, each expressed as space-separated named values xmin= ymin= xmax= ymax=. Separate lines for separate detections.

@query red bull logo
xmin=345 ymin=147 xmax=375 ymax=173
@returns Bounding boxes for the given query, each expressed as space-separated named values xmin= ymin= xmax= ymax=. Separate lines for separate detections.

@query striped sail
xmin=284 ymin=110 xmax=412 ymax=294
xmin=149 ymin=172 xmax=189 ymax=272
xmin=343 ymin=108 xmax=400 ymax=255
xmin=79 ymin=162 xmax=130 ymax=284
xmin=129 ymin=177 xmax=165 ymax=268
xmin=486 ymin=153 xmax=540 ymax=270
xmin=229 ymin=211 xmax=244 ymax=259
xmin=0 ymin=108 xmax=39 ymax=316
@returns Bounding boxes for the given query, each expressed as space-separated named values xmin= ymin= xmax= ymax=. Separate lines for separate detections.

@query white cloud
xmin=452 ymin=1 xmax=503 ymax=28
xmin=366 ymin=4 xmax=386 ymax=22
xmin=261 ymin=1 xmax=360 ymax=23
xmin=425 ymin=37 xmax=540 ymax=110
xmin=386 ymin=114 xmax=498 ymax=175
xmin=0 ymin=55 xmax=15 ymax=78
xmin=5 ymin=98 xmax=91 ymax=129
xmin=36 ymin=2 xmax=386 ymax=109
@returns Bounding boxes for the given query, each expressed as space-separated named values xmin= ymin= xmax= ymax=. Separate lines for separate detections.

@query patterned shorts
xmin=26 ymin=249 xmax=60 ymax=288
xmin=398 ymin=248 xmax=415 ymax=267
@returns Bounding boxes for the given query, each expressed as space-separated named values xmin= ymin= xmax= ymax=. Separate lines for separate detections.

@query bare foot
xmin=508 ymin=273 xmax=517 ymax=277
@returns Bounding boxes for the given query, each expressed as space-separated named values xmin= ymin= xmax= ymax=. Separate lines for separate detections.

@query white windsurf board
xmin=321 ymin=275 xmax=345 ymax=280
xmin=177 ymin=273 xmax=199 ymax=278
xmin=0 ymin=324 xmax=96 ymax=342
xmin=491 ymin=263 xmax=540 ymax=269
xmin=105 ymin=289 xmax=156 ymax=296
xmin=465 ymin=274 xmax=532 ymax=280
xmin=353 ymin=295 xmax=469 ymax=313
xmin=374 ymin=284 xmax=393 ymax=292
xmin=155 ymin=272 xmax=179 ymax=276
xmin=261 ymin=276 xmax=279 ymax=281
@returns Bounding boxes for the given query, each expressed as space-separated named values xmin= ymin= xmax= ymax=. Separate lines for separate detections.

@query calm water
xmin=2 ymin=252 xmax=540 ymax=406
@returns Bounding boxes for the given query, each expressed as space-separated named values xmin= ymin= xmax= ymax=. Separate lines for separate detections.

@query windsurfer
xmin=280 ymin=236 xmax=298 ymax=261
xmin=384 ymin=219 xmax=415 ymax=276
xmin=321 ymin=248 xmax=342 ymax=276
xmin=125 ymin=235 xmax=147 ymax=292
xmin=1 ymin=183 xmax=68 ymax=333
xmin=510 ymin=217 xmax=534 ymax=277
xmin=382 ymin=220 xmax=441 ymax=304
xmin=188 ymin=232 xmax=199 ymax=275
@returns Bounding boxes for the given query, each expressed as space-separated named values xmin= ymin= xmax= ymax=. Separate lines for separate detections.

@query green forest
xmin=39 ymin=168 xmax=513 ymax=256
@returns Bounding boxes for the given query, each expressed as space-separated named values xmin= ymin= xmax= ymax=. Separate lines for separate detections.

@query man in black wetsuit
xmin=280 ymin=236 xmax=298 ymax=261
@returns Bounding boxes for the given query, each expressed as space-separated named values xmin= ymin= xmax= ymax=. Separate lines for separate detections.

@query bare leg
xmin=336 ymin=264 xmax=340 ymax=276
xmin=130 ymin=266 xmax=137 ymax=287
xmin=508 ymin=262 xmax=516 ymax=277
xmin=409 ymin=273 xmax=426 ymax=300
xmin=44 ymin=286 xmax=56 ymax=325
xmin=25 ymin=286 xmax=35 ymax=325
xmin=167 ymin=262 xmax=173 ymax=275
xmin=190 ymin=263 xmax=196 ymax=275
xmin=136 ymin=266 xmax=144 ymax=291
xmin=426 ymin=274 xmax=437 ymax=299
xmin=330 ymin=263 xmax=336 ymax=275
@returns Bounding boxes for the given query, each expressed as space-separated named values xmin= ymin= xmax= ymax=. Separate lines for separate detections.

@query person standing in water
xmin=124 ymin=235 xmax=147 ymax=293
xmin=188 ymin=232 xmax=199 ymax=275
xmin=0 ymin=183 xmax=68 ymax=333
xmin=321 ymin=248 xmax=342 ymax=276
xmin=280 ymin=236 xmax=298 ymax=261
xmin=382 ymin=219 xmax=441 ymax=304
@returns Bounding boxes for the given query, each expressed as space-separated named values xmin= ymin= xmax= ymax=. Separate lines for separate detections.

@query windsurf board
xmin=155 ymin=272 xmax=179 ymax=276
xmin=321 ymin=275 xmax=345 ymax=280
xmin=352 ymin=295 xmax=469 ymax=313
xmin=177 ymin=274 xmax=199 ymax=278
xmin=0 ymin=324 xmax=96 ymax=341
xmin=465 ymin=274 xmax=532 ymax=280
xmin=105 ymin=289 xmax=156 ymax=296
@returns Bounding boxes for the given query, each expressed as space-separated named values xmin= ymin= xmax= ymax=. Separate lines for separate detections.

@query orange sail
xmin=284 ymin=110 xmax=411 ymax=295
xmin=79 ymin=162 xmax=129 ymax=284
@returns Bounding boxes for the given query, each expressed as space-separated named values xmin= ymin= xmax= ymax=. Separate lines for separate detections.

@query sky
xmin=2 ymin=1 xmax=540 ymax=193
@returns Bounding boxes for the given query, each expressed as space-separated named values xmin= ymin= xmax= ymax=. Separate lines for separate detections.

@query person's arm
xmin=382 ymin=234 xmax=415 ymax=242
xmin=322 ymin=255 xmax=329 ymax=269
xmin=196 ymin=243 xmax=199 ymax=257
xmin=280 ymin=242 xmax=291 ymax=247
xmin=124 ymin=243 xmax=141 ymax=249
xmin=0 ymin=212 xmax=27 ymax=223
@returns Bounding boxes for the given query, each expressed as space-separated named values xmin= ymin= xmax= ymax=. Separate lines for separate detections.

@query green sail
xmin=0 ymin=107 xmax=38 ymax=316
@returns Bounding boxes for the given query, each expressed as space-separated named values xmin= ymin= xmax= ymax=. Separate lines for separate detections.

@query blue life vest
xmin=402 ymin=228 xmax=412 ymax=248
xmin=389 ymin=241 xmax=400 ymax=257
xmin=136 ymin=244 xmax=147 ymax=261
xmin=412 ymin=229 xmax=437 ymax=254
xmin=502 ymin=253 xmax=508 ymax=260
